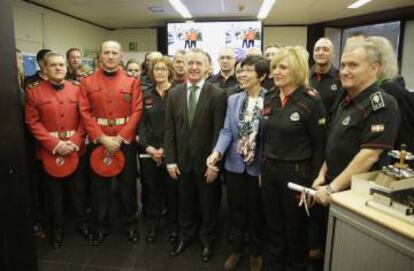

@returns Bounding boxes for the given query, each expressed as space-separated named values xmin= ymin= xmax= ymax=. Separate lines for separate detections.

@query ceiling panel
xmin=24 ymin=0 xmax=414 ymax=29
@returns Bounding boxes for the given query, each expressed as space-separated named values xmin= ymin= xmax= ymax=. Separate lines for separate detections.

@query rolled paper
xmin=287 ymin=182 xmax=317 ymax=196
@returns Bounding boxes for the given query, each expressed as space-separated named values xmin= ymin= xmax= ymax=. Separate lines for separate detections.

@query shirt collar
xmin=186 ymin=79 xmax=205 ymax=90
xmin=348 ymin=82 xmax=379 ymax=104
xmin=310 ymin=64 xmax=338 ymax=78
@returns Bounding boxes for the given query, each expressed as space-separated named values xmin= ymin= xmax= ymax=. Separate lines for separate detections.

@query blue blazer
xmin=214 ymin=91 xmax=264 ymax=177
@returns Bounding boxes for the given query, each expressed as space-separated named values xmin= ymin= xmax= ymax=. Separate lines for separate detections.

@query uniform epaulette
xmin=27 ymin=81 xmax=41 ymax=89
xmin=84 ymin=70 xmax=95 ymax=77
xmin=303 ymin=88 xmax=320 ymax=101
xmin=69 ymin=79 xmax=80 ymax=86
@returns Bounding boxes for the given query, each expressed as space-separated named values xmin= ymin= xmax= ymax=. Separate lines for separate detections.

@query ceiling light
xmin=347 ymin=0 xmax=372 ymax=9
xmin=169 ymin=0 xmax=192 ymax=18
xmin=258 ymin=0 xmax=276 ymax=19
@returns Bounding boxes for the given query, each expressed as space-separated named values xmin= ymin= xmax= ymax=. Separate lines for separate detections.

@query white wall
xmin=13 ymin=0 xmax=107 ymax=55
xmin=106 ymin=28 xmax=158 ymax=64
xmin=263 ymin=26 xmax=307 ymax=48
xmin=401 ymin=20 xmax=414 ymax=90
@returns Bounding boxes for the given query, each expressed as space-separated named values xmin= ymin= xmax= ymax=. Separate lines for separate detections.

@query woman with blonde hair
xmin=261 ymin=46 xmax=326 ymax=271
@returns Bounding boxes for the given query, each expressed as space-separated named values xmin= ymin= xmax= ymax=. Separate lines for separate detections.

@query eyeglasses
xmin=154 ymin=67 xmax=168 ymax=72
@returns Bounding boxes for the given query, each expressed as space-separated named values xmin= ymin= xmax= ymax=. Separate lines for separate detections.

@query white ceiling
xmin=25 ymin=0 xmax=414 ymax=29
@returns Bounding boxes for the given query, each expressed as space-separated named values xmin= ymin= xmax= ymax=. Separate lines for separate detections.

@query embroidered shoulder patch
xmin=84 ymin=70 xmax=95 ymax=77
xmin=27 ymin=81 xmax=40 ymax=89
xmin=318 ymin=118 xmax=326 ymax=125
xmin=370 ymin=92 xmax=385 ymax=111
xmin=69 ymin=79 xmax=80 ymax=86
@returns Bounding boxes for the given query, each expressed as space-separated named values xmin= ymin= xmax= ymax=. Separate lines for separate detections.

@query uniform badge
xmin=342 ymin=116 xmax=351 ymax=126
xmin=331 ymin=84 xmax=338 ymax=91
xmin=123 ymin=93 xmax=132 ymax=102
xmin=290 ymin=112 xmax=300 ymax=121
xmin=55 ymin=156 xmax=65 ymax=166
xmin=318 ymin=118 xmax=326 ymax=125
xmin=370 ymin=92 xmax=385 ymax=111
xmin=371 ymin=124 xmax=384 ymax=133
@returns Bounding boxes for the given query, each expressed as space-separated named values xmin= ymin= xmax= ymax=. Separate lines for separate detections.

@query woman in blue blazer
xmin=207 ymin=55 xmax=268 ymax=271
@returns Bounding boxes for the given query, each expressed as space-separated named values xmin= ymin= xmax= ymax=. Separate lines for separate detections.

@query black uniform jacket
xmin=309 ymin=65 xmax=341 ymax=115
xmin=262 ymin=85 xmax=327 ymax=179
xmin=325 ymin=83 xmax=400 ymax=180
xmin=138 ymin=86 xmax=171 ymax=151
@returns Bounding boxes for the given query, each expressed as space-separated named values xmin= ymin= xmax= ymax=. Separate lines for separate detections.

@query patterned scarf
xmin=237 ymin=90 xmax=265 ymax=165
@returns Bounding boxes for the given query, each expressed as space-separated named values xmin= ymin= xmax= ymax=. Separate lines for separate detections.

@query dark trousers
xmin=142 ymin=159 xmax=178 ymax=231
xmin=226 ymin=171 xmax=264 ymax=256
xmin=248 ymin=39 xmax=255 ymax=48
xmin=178 ymin=170 xmax=220 ymax=245
xmin=43 ymin=156 xmax=88 ymax=234
xmin=308 ymin=204 xmax=328 ymax=251
xmin=90 ymin=144 xmax=138 ymax=233
xmin=261 ymin=159 xmax=310 ymax=271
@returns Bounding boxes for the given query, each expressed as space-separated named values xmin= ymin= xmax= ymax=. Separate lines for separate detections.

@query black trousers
xmin=226 ymin=171 xmax=264 ymax=256
xmin=261 ymin=159 xmax=310 ymax=271
xmin=90 ymin=144 xmax=138 ymax=233
xmin=43 ymin=156 xmax=88 ymax=234
xmin=308 ymin=204 xmax=328 ymax=251
xmin=142 ymin=159 xmax=178 ymax=231
xmin=178 ymin=169 xmax=220 ymax=245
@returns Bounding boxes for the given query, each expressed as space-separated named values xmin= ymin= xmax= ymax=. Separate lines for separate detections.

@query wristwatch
xmin=326 ymin=184 xmax=336 ymax=194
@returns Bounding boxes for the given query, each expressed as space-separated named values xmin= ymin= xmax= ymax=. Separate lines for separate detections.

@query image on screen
xmin=167 ymin=21 xmax=262 ymax=72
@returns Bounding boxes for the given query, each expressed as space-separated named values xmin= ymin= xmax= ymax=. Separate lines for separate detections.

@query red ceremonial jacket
xmin=78 ymin=69 xmax=143 ymax=143
xmin=25 ymin=80 xmax=86 ymax=160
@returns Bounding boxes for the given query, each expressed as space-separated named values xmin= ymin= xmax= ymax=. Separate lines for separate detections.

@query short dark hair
xmin=241 ymin=55 xmax=269 ymax=79
xmin=36 ymin=49 xmax=52 ymax=64
xmin=66 ymin=48 xmax=81 ymax=60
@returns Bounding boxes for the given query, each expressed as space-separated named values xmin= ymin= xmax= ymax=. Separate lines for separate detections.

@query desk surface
xmin=331 ymin=191 xmax=414 ymax=240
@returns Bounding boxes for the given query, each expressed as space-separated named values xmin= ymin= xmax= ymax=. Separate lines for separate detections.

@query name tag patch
xmin=123 ymin=93 xmax=132 ymax=102
xmin=290 ymin=112 xmax=300 ymax=121
xmin=342 ymin=116 xmax=351 ymax=126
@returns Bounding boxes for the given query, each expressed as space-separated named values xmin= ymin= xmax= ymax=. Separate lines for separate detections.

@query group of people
xmin=15 ymin=33 xmax=414 ymax=271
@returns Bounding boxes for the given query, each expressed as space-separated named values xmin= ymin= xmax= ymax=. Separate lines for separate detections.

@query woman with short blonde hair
xmin=262 ymin=46 xmax=326 ymax=270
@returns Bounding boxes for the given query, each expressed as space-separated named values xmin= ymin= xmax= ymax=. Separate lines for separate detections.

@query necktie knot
xmin=189 ymin=85 xmax=198 ymax=92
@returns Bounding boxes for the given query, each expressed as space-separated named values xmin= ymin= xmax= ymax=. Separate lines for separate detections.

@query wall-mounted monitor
xmin=167 ymin=21 xmax=262 ymax=73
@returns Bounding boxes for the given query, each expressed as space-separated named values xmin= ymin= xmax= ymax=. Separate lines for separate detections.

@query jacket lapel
xmin=234 ymin=92 xmax=245 ymax=123
xmin=179 ymin=84 xmax=190 ymax=129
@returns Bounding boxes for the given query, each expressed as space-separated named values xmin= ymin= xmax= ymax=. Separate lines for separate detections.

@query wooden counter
xmin=323 ymin=190 xmax=414 ymax=271
xmin=331 ymin=190 xmax=414 ymax=239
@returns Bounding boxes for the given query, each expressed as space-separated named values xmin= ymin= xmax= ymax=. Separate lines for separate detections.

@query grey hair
xmin=365 ymin=36 xmax=398 ymax=80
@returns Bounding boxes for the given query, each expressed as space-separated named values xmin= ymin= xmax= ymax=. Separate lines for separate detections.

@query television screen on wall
xmin=167 ymin=21 xmax=262 ymax=72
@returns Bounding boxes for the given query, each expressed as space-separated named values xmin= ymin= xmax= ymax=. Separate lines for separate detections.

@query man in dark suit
xmin=165 ymin=48 xmax=226 ymax=262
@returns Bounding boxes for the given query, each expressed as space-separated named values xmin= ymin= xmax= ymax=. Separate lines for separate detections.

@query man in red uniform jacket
xmin=79 ymin=40 xmax=143 ymax=246
xmin=25 ymin=52 xmax=88 ymax=249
